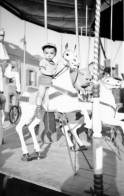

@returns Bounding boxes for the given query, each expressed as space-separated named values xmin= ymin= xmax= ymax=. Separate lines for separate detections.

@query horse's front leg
xmin=28 ymin=118 xmax=41 ymax=152
xmin=16 ymin=117 xmax=29 ymax=155
xmin=38 ymin=112 xmax=45 ymax=143
xmin=28 ymin=117 xmax=46 ymax=159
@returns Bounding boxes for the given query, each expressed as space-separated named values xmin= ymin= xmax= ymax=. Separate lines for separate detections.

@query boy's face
xmin=43 ymin=48 xmax=56 ymax=61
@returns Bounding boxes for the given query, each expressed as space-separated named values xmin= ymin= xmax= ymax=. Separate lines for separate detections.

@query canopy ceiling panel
xmin=0 ymin=0 xmax=123 ymax=40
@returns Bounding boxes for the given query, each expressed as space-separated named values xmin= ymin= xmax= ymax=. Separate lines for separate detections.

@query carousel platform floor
xmin=0 ymin=121 xmax=124 ymax=196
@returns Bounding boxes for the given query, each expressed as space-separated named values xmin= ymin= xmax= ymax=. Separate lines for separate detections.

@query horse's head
xmin=63 ymin=43 xmax=79 ymax=69
xmin=71 ymin=68 xmax=93 ymax=92
xmin=101 ymin=75 xmax=121 ymax=89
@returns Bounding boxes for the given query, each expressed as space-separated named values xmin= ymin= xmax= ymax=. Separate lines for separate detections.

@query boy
xmin=36 ymin=43 xmax=58 ymax=119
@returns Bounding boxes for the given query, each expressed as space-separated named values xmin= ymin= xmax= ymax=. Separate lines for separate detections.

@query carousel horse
xmin=79 ymin=74 xmax=124 ymax=143
xmin=0 ymin=29 xmax=21 ymax=94
xmin=15 ymin=43 xmax=93 ymax=161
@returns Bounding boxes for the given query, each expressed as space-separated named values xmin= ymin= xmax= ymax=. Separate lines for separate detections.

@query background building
xmin=3 ymin=41 xmax=41 ymax=112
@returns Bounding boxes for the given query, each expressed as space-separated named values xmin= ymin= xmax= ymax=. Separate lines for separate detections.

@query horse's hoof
xmin=21 ymin=153 xmax=32 ymax=161
xmin=79 ymin=145 xmax=88 ymax=151
xmin=33 ymin=151 xmax=46 ymax=160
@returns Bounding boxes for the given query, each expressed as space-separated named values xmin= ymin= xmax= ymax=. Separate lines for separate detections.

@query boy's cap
xmin=42 ymin=43 xmax=57 ymax=52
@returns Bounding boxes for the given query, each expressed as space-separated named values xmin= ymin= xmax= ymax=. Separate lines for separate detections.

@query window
xmin=26 ymin=69 xmax=37 ymax=87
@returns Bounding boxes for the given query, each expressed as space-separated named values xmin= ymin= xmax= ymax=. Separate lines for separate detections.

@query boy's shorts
xmin=38 ymin=75 xmax=52 ymax=86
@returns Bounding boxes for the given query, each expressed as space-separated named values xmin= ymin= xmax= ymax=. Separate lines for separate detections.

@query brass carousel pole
xmin=91 ymin=0 xmax=110 ymax=195
xmin=92 ymin=0 xmax=105 ymax=195
xmin=22 ymin=21 xmax=26 ymax=92
xmin=74 ymin=0 xmax=80 ymax=66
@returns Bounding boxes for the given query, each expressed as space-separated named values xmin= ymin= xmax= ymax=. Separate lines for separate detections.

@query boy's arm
xmin=39 ymin=59 xmax=48 ymax=75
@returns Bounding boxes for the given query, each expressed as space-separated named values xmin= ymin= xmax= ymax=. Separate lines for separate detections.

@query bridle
xmin=53 ymin=50 xmax=79 ymax=80
xmin=72 ymin=68 xmax=79 ymax=86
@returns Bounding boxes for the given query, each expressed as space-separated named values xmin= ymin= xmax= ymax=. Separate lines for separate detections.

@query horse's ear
xmin=74 ymin=44 xmax=76 ymax=51
xmin=65 ymin=43 xmax=68 ymax=50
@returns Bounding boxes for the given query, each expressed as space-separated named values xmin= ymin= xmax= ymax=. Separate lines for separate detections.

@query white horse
xmin=16 ymin=44 xmax=93 ymax=161
xmin=73 ymin=74 xmax=124 ymax=143
xmin=0 ymin=29 xmax=21 ymax=94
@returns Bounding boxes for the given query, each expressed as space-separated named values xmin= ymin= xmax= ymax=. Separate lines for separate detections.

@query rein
xmin=53 ymin=64 xmax=69 ymax=79
xmin=72 ymin=68 xmax=79 ymax=86
xmin=100 ymin=101 xmax=116 ymax=112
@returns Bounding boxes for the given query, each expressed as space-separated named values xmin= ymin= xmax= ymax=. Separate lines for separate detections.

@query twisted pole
xmin=92 ymin=0 xmax=105 ymax=195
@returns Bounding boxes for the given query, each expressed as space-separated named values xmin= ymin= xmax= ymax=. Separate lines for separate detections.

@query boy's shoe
xmin=35 ymin=105 xmax=45 ymax=119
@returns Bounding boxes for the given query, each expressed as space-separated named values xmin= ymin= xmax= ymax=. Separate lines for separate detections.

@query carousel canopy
xmin=0 ymin=0 xmax=123 ymax=41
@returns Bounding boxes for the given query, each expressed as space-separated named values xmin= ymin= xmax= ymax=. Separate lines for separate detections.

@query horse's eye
xmin=66 ymin=53 xmax=69 ymax=56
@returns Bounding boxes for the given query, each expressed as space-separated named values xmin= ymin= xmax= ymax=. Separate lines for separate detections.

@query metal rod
xmin=110 ymin=0 xmax=113 ymax=76
xmin=44 ymin=0 xmax=48 ymax=42
xmin=86 ymin=5 xmax=88 ymax=36
xmin=110 ymin=0 xmax=113 ymax=40
xmin=22 ymin=21 xmax=26 ymax=92
xmin=80 ymin=27 xmax=83 ymax=36
xmin=62 ymin=123 xmax=76 ymax=175
xmin=74 ymin=0 xmax=80 ymax=66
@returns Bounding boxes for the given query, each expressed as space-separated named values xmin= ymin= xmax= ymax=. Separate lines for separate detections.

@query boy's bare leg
xmin=36 ymin=85 xmax=46 ymax=119
xmin=43 ymin=87 xmax=49 ymax=108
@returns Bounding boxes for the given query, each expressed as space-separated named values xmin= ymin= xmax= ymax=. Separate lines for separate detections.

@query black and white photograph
xmin=0 ymin=1 xmax=124 ymax=196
